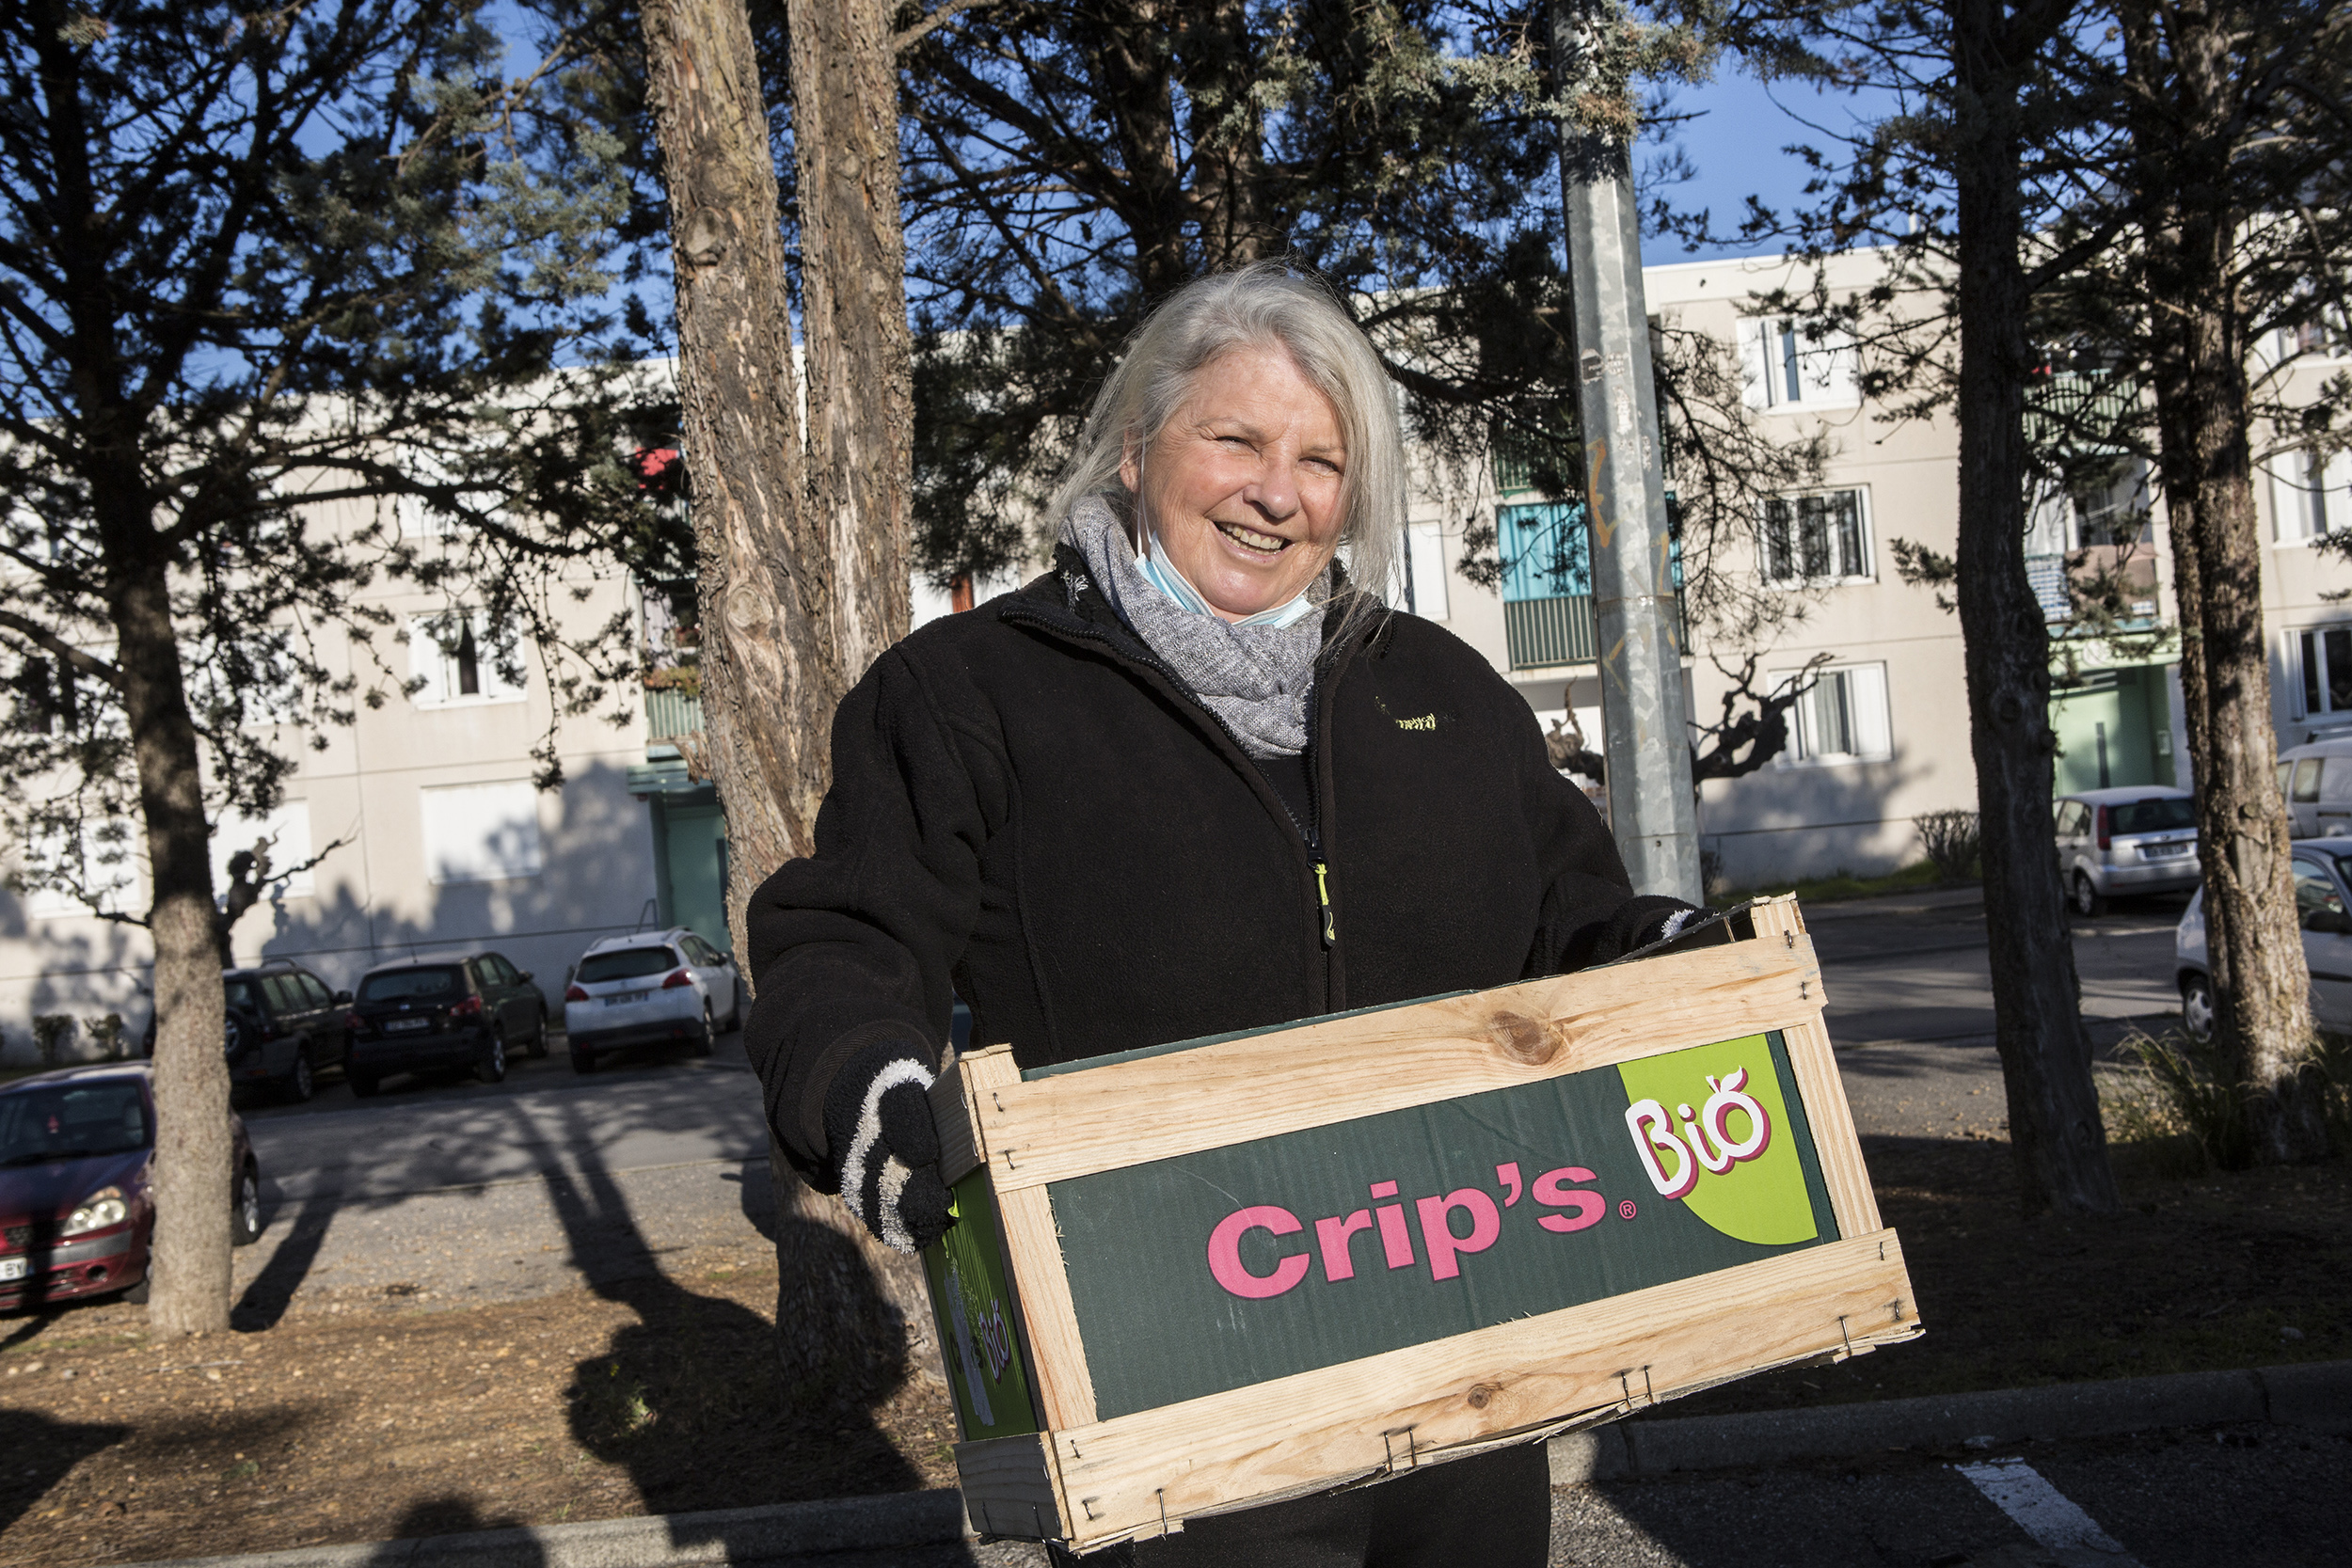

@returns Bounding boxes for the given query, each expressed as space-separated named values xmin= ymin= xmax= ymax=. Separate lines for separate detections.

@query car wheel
xmin=528 ymin=1006 xmax=550 ymax=1059
xmin=2072 ymin=871 xmax=2106 ymax=918
xmin=570 ymin=1045 xmax=597 ymax=1074
xmin=122 ymin=1275 xmax=151 ymax=1305
xmin=231 ymin=1164 xmax=263 ymax=1246
xmin=691 ymin=999 xmax=715 ymax=1058
xmin=349 ymin=1071 xmax=380 ymax=1099
xmin=477 ymin=1028 xmax=509 ymax=1085
xmin=281 ymin=1046 xmax=316 ymax=1104
xmin=2181 ymin=973 xmax=2216 ymax=1045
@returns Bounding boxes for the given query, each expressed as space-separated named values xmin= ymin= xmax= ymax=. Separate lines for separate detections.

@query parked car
xmin=2175 ymin=838 xmax=2352 ymax=1041
xmin=345 ymin=951 xmax=548 ymax=1097
xmin=0 ymin=1063 xmax=261 ymax=1311
xmin=2052 ymin=785 xmax=2200 ymax=916
xmin=141 ymin=960 xmax=352 ymax=1102
xmin=2276 ymin=736 xmax=2352 ymax=838
xmin=564 ymin=928 xmax=739 ymax=1073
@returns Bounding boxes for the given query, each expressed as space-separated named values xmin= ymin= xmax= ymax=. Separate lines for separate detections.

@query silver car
xmin=2053 ymin=785 xmax=2200 ymax=917
xmin=562 ymin=928 xmax=740 ymax=1072
xmin=2175 ymin=840 xmax=2352 ymax=1041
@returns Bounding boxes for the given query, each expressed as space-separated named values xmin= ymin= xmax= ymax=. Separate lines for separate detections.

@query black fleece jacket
xmin=743 ymin=549 xmax=1686 ymax=1190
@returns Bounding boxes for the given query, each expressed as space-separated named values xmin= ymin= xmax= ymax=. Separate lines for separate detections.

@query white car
xmin=2174 ymin=839 xmax=2352 ymax=1042
xmin=563 ymin=928 xmax=740 ymax=1072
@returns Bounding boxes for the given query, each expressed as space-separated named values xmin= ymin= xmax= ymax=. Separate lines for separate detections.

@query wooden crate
xmin=917 ymin=895 xmax=1919 ymax=1551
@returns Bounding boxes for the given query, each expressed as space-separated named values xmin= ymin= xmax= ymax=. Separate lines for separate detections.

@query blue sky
xmin=1638 ymin=65 xmax=1894 ymax=263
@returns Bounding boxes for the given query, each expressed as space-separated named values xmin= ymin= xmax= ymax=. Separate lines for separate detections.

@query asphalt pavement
xmin=228 ymin=1031 xmax=776 ymax=1314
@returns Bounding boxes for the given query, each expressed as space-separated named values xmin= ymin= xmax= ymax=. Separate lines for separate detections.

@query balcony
xmin=645 ymin=681 xmax=704 ymax=742
xmin=1504 ymin=594 xmax=1597 ymax=669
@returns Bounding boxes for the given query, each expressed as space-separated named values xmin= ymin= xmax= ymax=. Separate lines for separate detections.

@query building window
xmin=420 ymin=780 xmax=544 ymax=884
xmin=18 ymin=817 xmax=139 ymax=919
xmin=1778 ymin=662 xmax=1892 ymax=765
xmin=1738 ymin=316 xmax=1858 ymax=410
xmin=2274 ymin=448 xmax=2352 ymax=542
xmin=1762 ymin=490 xmax=1872 ymax=583
xmin=2298 ymin=626 xmax=2352 ymax=718
xmin=408 ymin=611 xmax=526 ymax=706
xmin=2072 ymin=486 xmax=2147 ymax=548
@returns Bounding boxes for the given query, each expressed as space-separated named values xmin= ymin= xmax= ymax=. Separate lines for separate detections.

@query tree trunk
xmin=642 ymin=0 xmax=837 ymax=956
xmin=2127 ymin=3 xmax=2328 ymax=1164
xmin=108 ymin=523 xmax=235 ymax=1336
xmin=644 ymin=0 xmax=929 ymax=1400
xmin=1948 ymin=0 xmax=2119 ymax=1215
xmin=789 ymin=0 xmax=912 ymax=675
xmin=1177 ymin=0 xmax=1268 ymax=269
xmin=1070 ymin=4 xmax=1188 ymax=301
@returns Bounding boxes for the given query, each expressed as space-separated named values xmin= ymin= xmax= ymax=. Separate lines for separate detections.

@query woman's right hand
xmin=822 ymin=1044 xmax=956 ymax=1253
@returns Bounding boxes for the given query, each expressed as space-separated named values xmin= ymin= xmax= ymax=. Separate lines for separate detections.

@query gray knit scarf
xmin=1065 ymin=495 xmax=1327 ymax=757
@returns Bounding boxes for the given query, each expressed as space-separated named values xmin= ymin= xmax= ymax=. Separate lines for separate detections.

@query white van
xmin=2277 ymin=736 xmax=2352 ymax=838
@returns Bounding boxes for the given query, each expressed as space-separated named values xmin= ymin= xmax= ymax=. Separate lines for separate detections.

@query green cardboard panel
xmin=1049 ymin=1031 xmax=1836 ymax=1420
xmin=921 ymin=1169 xmax=1041 ymax=1439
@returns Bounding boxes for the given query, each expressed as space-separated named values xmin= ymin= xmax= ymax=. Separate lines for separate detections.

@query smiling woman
xmin=742 ymin=261 xmax=1708 ymax=1568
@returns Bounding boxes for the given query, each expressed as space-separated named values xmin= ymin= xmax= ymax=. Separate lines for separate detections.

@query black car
xmin=346 ymin=952 xmax=549 ymax=1096
xmin=140 ymin=960 xmax=351 ymax=1103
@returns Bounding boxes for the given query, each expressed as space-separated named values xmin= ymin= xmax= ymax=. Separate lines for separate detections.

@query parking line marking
xmin=1957 ymin=1459 xmax=2143 ymax=1566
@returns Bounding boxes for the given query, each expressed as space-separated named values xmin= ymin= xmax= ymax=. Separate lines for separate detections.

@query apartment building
xmin=8 ymin=246 xmax=2344 ymax=1052
xmin=1406 ymin=246 xmax=2348 ymax=890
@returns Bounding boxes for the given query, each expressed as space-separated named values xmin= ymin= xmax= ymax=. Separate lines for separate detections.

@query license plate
xmin=607 ymin=991 xmax=649 ymax=1006
xmin=2144 ymin=842 xmax=2194 ymax=859
xmin=384 ymin=1017 xmax=432 ymax=1032
xmin=0 ymin=1257 xmax=27 ymax=1282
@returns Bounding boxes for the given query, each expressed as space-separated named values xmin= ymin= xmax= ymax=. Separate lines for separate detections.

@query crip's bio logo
xmin=1624 ymin=1067 xmax=1772 ymax=1198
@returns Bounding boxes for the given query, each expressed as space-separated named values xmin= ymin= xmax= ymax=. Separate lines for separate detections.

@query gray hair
xmin=1050 ymin=261 xmax=1404 ymax=639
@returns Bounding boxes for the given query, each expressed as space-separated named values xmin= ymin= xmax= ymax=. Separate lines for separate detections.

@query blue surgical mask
xmin=1136 ymin=528 xmax=1321 ymax=629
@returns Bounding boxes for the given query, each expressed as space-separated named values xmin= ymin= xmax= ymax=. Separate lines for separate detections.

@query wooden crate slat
xmin=956 ymin=1047 xmax=1101 ymax=1431
xmin=1047 ymin=1228 xmax=1916 ymax=1550
xmin=979 ymin=935 xmax=1825 ymax=1193
xmin=1777 ymin=1012 xmax=1883 ymax=1236
xmin=952 ymin=1432 xmax=1065 ymax=1540
xmin=932 ymin=1056 xmax=986 ymax=1186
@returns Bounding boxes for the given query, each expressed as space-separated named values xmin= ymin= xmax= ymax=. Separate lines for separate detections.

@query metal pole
xmin=1550 ymin=0 xmax=1701 ymax=903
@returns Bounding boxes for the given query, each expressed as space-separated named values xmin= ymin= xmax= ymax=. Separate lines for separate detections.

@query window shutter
xmin=409 ymin=616 xmax=452 ymax=704
xmin=1850 ymin=662 xmax=1892 ymax=759
xmin=1738 ymin=319 xmax=1770 ymax=410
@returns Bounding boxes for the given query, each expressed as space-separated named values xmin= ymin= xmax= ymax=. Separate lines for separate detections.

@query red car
xmin=0 ymin=1063 xmax=262 ymax=1310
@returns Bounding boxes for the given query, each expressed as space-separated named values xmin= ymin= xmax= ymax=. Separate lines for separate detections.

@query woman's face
xmin=1120 ymin=346 xmax=1348 ymax=622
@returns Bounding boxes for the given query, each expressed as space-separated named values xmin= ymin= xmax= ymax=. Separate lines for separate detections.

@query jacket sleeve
xmin=1514 ymin=712 xmax=1697 ymax=974
xmin=739 ymin=645 xmax=1005 ymax=1189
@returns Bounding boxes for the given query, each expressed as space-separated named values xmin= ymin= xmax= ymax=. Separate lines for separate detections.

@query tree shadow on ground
xmin=232 ymin=1162 xmax=340 ymax=1331
xmin=539 ymin=1098 xmax=929 ymax=1517
xmin=0 ymin=1409 xmax=127 ymax=1533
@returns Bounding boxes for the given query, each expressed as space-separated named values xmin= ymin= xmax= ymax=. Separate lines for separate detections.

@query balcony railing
xmin=1505 ymin=594 xmax=1597 ymax=669
xmin=645 ymin=684 xmax=704 ymax=741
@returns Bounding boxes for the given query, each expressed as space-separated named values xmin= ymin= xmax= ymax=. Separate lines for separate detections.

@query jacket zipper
xmin=1001 ymin=600 xmax=1337 ymax=950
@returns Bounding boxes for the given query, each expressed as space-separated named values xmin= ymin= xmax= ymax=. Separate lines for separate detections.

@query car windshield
xmin=358 ymin=967 xmax=463 ymax=1003
xmin=577 ymin=947 xmax=681 ymax=984
xmin=2111 ymin=798 xmax=2196 ymax=834
xmin=0 ymin=1082 xmax=149 ymax=1167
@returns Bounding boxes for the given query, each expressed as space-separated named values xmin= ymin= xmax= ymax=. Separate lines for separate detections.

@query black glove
xmin=1594 ymin=895 xmax=1719 ymax=964
xmin=822 ymin=1042 xmax=956 ymax=1254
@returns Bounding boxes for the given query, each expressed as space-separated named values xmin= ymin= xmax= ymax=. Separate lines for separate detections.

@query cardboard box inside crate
xmin=919 ymin=895 xmax=1920 ymax=1551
